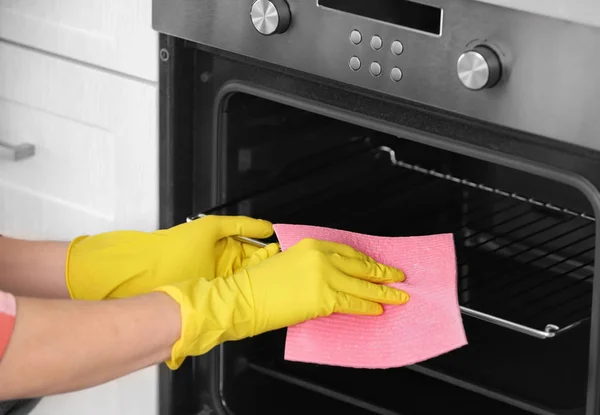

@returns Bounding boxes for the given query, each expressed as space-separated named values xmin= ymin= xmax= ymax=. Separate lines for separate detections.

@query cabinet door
xmin=0 ymin=0 xmax=157 ymax=82
xmin=0 ymin=40 xmax=159 ymax=415
xmin=0 ymin=40 xmax=158 ymax=241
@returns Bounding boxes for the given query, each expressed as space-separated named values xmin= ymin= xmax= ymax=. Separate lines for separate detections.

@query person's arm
xmin=0 ymin=237 xmax=69 ymax=298
xmin=0 ymin=215 xmax=276 ymax=301
xmin=0 ymin=292 xmax=180 ymax=400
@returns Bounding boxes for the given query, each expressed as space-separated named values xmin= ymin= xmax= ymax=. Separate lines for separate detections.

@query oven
xmin=152 ymin=1 xmax=600 ymax=414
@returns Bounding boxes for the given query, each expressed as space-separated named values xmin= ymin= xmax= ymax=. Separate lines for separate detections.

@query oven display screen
xmin=318 ymin=0 xmax=443 ymax=36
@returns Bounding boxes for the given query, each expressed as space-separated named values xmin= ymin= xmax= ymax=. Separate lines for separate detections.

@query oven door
xmin=157 ymin=37 xmax=600 ymax=415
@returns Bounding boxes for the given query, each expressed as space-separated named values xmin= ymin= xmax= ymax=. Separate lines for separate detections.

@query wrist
xmin=0 ymin=237 xmax=70 ymax=298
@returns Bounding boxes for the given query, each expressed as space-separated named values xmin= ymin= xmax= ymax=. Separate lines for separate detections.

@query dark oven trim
xmin=158 ymin=34 xmax=600 ymax=415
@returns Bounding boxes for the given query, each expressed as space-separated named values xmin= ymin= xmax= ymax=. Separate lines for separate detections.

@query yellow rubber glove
xmin=156 ymin=238 xmax=409 ymax=370
xmin=66 ymin=215 xmax=277 ymax=300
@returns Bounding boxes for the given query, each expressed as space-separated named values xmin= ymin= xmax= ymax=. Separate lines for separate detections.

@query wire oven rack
xmin=188 ymin=146 xmax=596 ymax=340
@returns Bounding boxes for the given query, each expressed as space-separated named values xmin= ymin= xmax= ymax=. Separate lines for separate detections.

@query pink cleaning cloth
xmin=273 ymin=224 xmax=467 ymax=369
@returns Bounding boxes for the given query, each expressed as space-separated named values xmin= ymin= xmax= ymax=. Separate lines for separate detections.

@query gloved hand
xmin=156 ymin=238 xmax=409 ymax=369
xmin=66 ymin=215 xmax=277 ymax=301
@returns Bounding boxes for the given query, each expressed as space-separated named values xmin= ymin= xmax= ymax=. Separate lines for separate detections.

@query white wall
xmin=472 ymin=0 xmax=600 ymax=28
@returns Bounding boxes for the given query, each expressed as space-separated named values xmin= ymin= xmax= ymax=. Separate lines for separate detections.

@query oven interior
xmin=203 ymin=93 xmax=596 ymax=415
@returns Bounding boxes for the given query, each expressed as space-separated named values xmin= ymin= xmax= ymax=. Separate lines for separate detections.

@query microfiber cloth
xmin=273 ymin=224 xmax=468 ymax=369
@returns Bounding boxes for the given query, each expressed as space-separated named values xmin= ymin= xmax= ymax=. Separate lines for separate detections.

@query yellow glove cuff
xmin=154 ymin=282 xmax=196 ymax=370
xmin=155 ymin=273 xmax=257 ymax=370
xmin=65 ymin=235 xmax=89 ymax=299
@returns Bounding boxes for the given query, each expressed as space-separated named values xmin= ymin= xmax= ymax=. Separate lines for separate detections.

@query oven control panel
xmin=153 ymin=0 xmax=600 ymax=151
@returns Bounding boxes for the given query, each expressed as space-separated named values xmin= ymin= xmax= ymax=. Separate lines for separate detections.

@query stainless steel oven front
xmin=153 ymin=1 xmax=600 ymax=415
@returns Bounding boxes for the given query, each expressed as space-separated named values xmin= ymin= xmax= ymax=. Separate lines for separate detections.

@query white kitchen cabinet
xmin=0 ymin=0 xmax=158 ymax=82
xmin=0 ymin=40 xmax=158 ymax=240
xmin=0 ymin=0 xmax=160 ymax=411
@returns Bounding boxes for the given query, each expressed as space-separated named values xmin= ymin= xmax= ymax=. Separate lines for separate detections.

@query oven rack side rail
xmin=187 ymin=145 xmax=596 ymax=340
xmin=377 ymin=146 xmax=596 ymax=223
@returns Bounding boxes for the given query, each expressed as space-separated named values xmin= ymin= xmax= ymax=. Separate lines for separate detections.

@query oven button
xmin=370 ymin=62 xmax=382 ymax=77
xmin=370 ymin=35 xmax=383 ymax=50
xmin=391 ymin=40 xmax=404 ymax=55
xmin=350 ymin=30 xmax=362 ymax=45
xmin=250 ymin=0 xmax=291 ymax=36
xmin=390 ymin=67 xmax=403 ymax=82
xmin=349 ymin=56 xmax=361 ymax=71
xmin=457 ymin=45 xmax=502 ymax=90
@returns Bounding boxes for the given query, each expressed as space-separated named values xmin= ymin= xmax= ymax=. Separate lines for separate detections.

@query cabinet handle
xmin=0 ymin=140 xmax=35 ymax=161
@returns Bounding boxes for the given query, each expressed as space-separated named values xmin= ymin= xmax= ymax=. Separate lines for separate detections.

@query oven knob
xmin=457 ymin=45 xmax=502 ymax=90
xmin=251 ymin=0 xmax=291 ymax=36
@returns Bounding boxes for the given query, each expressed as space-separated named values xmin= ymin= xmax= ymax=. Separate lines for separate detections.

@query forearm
xmin=0 ymin=292 xmax=181 ymax=400
xmin=0 ymin=237 xmax=70 ymax=298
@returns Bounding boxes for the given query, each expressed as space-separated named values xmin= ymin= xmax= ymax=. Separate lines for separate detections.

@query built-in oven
xmin=152 ymin=1 xmax=600 ymax=414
